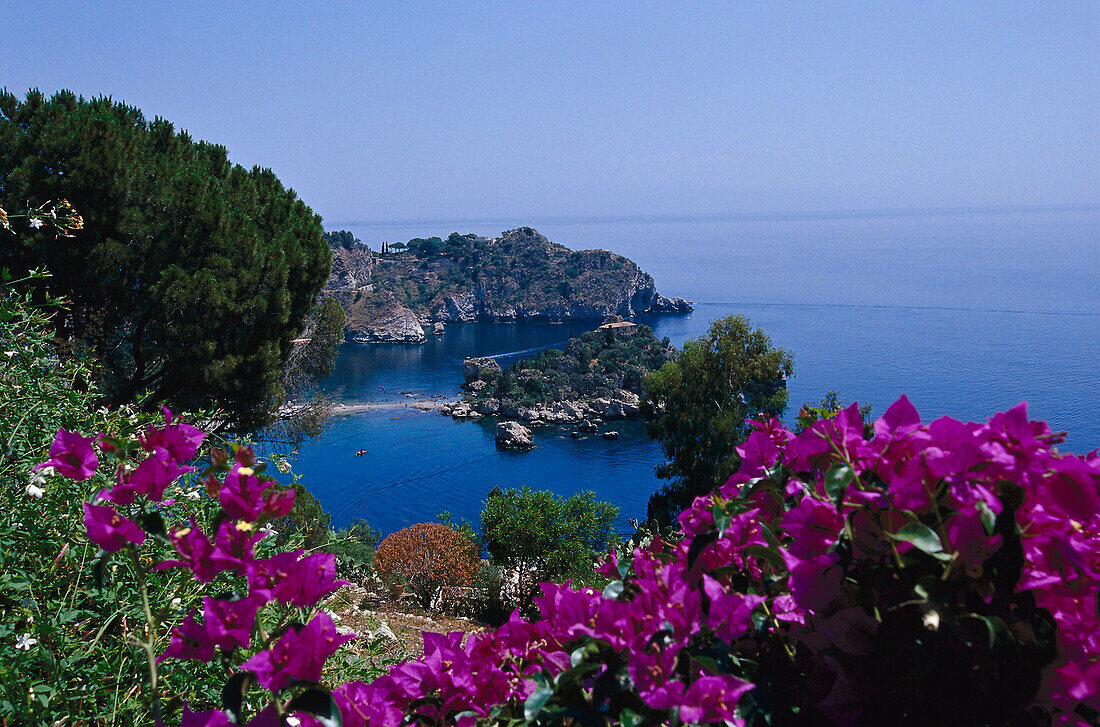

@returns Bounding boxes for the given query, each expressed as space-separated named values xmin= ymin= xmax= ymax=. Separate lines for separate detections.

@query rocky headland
xmin=322 ymin=227 xmax=690 ymax=343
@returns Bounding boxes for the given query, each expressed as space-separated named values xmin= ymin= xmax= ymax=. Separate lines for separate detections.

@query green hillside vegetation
xmin=467 ymin=325 xmax=674 ymax=409
xmin=372 ymin=228 xmax=654 ymax=318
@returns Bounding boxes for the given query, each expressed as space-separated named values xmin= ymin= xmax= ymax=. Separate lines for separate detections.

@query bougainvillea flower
xmin=781 ymin=496 xmax=844 ymax=559
xmin=203 ymin=595 xmax=263 ymax=651
xmin=782 ymin=549 xmax=843 ymax=612
xmin=771 ymin=594 xmax=806 ymax=624
xmin=275 ymin=551 xmax=349 ymax=608
xmin=156 ymin=520 xmax=222 ymax=582
xmin=702 ymin=575 xmax=764 ymax=641
xmin=333 ymin=680 xmax=397 ymax=727
xmin=176 ymin=704 xmax=233 ymax=727
xmin=873 ymin=394 xmax=922 ymax=442
xmin=678 ymin=674 xmax=754 ymax=724
xmin=246 ymin=549 xmax=304 ymax=594
xmin=141 ymin=407 xmax=206 ymax=463
xmin=209 ymin=520 xmax=267 ymax=575
xmin=736 ymin=429 xmax=781 ymax=478
xmin=36 ymin=429 xmax=98 ymax=480
xmin=126 ymin=449 xmax=195 ymax=502
xmin=784 ymin=423 xmax=833 ymax=471
xmin=262 ymin=487 xmax=295 ymax=517
xmin=945 ymin=508 xmax=1002 ymax=571
xmin=241 ymin=610 xmax=354 ymax=691
xmin=83 ymin=502 xmax=145 ymax=552
xmin=218 ymin=464 xmax=273 ymax=520
xmin=157 ymin=611 xmax=217 ymax=664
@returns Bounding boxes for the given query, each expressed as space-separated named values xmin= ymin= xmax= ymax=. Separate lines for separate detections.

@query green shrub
xmin=478 ymin=487 xmax=618 ymax=616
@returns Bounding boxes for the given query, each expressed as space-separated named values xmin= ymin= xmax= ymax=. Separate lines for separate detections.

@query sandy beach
xmin=331 ymin=398 xmax=454 ymax=415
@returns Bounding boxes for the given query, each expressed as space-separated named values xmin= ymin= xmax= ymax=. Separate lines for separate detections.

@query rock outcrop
xmin=432 ymin=291 xmax=479 ymax=322
xmin=494 ymin=421 xmax=534 ymax=450
xmin=322 ymin=227 xmax=690 ymax=345
xmin=325 ymin=244 xmax=375 ymax=292
xmin=330 ymin=289 xmax=426 ymax=344
xmin=463 ymin=357 xmax=501 ymax=385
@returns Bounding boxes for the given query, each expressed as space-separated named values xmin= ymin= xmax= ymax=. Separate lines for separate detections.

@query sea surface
xmin=283 ymin=208 xmax=1099 ymax=536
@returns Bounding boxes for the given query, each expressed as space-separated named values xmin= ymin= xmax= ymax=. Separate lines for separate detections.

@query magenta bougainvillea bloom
xmin=82 ymin=502 xmax=145 ymax=552
xmin=209 ymin=520 xmax=267 ymax=575
xmin=281 ymin=552 xmax=349 ymax=608
xmin=262 ymin=487 xmax=295 ymax=517
xmin=36 ymin=429 xmax=98 ymax=480
xmin=240 ymin=611 xmax=354 ymax=692
xmin=176 ymin=704 xmax=233 ymax=727
xmin=47 ymin=398 xmax=1097 ymax=726
xmin=203 ymin=595 xmax=263 ymax=651
xmin=218 ymin=464 xmax=273 ymax=521
xmin=140 ymin=407 xmax=206 ymax=462
xmin=107 ymin=448 xmax=195 ymax=503
xmin=156 ymin=520 xmax=221 ymax=582
xmin=157 ymin=611 xmax=217 ymax=664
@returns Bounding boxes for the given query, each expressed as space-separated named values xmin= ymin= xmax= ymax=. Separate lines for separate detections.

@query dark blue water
xmin=288 ymin=208 xmax=1099 ymax=536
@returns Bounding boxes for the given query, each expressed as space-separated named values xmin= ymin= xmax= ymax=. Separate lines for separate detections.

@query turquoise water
xmin=287 ymin=208 xmax=1099 ymax=536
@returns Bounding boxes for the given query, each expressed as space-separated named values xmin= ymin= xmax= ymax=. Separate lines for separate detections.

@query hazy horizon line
xmin=327 ymin=202 xmax=1100 ymax=231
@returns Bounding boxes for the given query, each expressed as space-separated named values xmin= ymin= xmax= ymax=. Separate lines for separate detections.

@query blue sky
xmin=2 ymin=1 xmax=1096 ymax=224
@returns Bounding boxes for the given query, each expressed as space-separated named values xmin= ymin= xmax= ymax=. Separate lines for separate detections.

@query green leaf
xmin=220 ymin=672 xmax=250 ymax=722
xmin=891 ymin=522 xmax=944 ymax=555
xmin=287 ymin=687 xmax=342 ymax=727
xmin=92 ymin=551 xmax=109 ymax=589
xmin=524 ymin=684 xmax=554 ymax=721
xmin=743 ymin=544 xmax=786 ymax=571
xmin=825 ymin=464 xmax=855 ymax=504
xmin=142 ymin=511 xmax=165 ymax=537
xmin=979 ymin=501 xmax=996 ymax=535
xmin=712 ymin=504 xmax=732 ymax=536
xmin=686 ymin=530 xmax=719 ymax=570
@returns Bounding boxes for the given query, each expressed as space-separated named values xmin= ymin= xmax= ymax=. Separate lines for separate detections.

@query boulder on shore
xmin=495 ymin=421 xmax=534 ymax=450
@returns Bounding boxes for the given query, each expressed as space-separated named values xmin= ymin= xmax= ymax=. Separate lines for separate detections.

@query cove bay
xmin=285 ymin=207 xmax=1100 ymax=536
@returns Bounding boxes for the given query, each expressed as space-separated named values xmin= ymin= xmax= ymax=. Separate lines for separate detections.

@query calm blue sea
xmin=284 ymin=208 xmax=1099 ymax=536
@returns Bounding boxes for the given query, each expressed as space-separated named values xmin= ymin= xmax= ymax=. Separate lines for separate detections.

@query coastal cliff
xmin=322 ymin=227 xmax=690 ymax=343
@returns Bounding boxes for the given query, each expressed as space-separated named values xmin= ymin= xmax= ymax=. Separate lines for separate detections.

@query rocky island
xmin=442 ymin=321 xmax=674 ymax=440
xmin=322 ymin=227 xmax=691 ymax=343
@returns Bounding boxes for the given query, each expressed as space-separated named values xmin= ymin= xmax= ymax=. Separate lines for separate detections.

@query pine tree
xmin=0 ymin=89 xmax=331 ymax=432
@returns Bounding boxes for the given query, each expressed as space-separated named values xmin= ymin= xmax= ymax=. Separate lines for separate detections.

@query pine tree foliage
xmin=0 ymin=90 xmax=332 ymax=431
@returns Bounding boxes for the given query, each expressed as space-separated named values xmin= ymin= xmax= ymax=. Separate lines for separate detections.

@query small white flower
xmin=28 ymin=217 xmax=44 ymax=229
xmin=15 ymin=633 xmax=37 ymax=651
xmin=286 ymin=718 xmax=301 ymax=727
xmin=170 ymin=597 xmax=182 ymax=608
xmin=184 ymin=489 xmax=202 ymax=500
xmin=28 ymin=467 xmax=52 ymax=487
xmin=25 ymin=483 xmax=45 ymax=499
xmin=259 ymin=523 xmax=278 ymax=537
